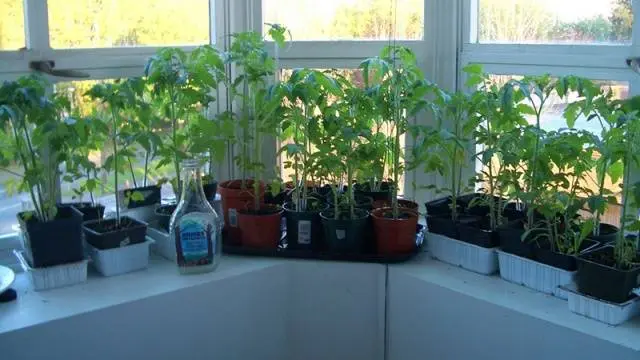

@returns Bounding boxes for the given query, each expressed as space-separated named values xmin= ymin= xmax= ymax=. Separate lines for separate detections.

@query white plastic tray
xmin=14 ymin=250 xmax=88 ymax=291
xmin=88 ymin=238 xmax=154 ymax=277
xmin=427 ymin=232 xmax=498 ymax=275
xmin=497 ymin=250 xmax=575 ymax=299
xmin=147 ymin=227 xmax=175 ymax=262
xmin=564 ymin=284 xmax=640 ymax=326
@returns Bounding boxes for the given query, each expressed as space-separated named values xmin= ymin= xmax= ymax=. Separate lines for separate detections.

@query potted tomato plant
xmin=279 ymin=69 xmax=339 ymax=250
xmin=361 ymin=46 xmax=425 ymax=255
xmin=82 ymin=80 xmax=152 ymax=276
xmin=0 ymin=76 xmax=86 ymax=279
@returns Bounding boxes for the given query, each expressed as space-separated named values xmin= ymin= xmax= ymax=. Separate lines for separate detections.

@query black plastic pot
xmin=320 ymin=208 xmax=369 ymax=253
xmin=354 ymin=182 xmax=391 ymax=202
xmin=587 ymin=223 xmax=620 ymax=244
xmin=457 ymin=217 xmax=499 ymax=248
xmin=425 ymin=197 xmax=453 ymax=217
xmin=83 ymin=216 xmax=148 ymax=250
xmin=18 ymin=206 xmax=84 ymax=268
xmin=284 ymin=200 xmax=329 ymax=251
xmin=535 ymin=238 xmax=600 ymax=271
xmin=497 ymin=220 xmax=540 ymax=259
xmin=60 ymin=202 xmax=105 ymax=221
xmin=577 ymin=245 xmax=640 ymax=304
xmin=426 ymin=213 xmax=480 ymax=240
xmin=121 ymin=184 xmax=161 ymax=209
xmin=202 ymin=181 xmax=218 ymax=202
xmin=155 ymin=204 xmax=177 ymax=233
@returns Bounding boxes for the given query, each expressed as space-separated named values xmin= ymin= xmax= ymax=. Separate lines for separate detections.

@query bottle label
xmin=298 ymin=220 xmax=312 ymax=245
xmin=176 ymin=213 xmax=215 ymax=267
xmin=229 ymin=208 xmax=238 ymax=227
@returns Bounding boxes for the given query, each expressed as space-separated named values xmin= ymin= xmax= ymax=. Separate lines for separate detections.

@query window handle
xmin=29 ymin=60 xmax=90 ymax=78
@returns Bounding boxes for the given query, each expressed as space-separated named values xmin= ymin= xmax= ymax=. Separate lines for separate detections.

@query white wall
xmin=285 ymin=261 xmax=386 ymax=360
xmin=387 ymin=271 xmax=640 ymax=360
xmin=0 ymin=265 xmax=288 ymax=360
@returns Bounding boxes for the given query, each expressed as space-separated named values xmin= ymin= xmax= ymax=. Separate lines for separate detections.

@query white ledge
xmin=390 ymin=253 xmax=640 ymax=353
xmin=0 ymin=255 xmax=284 ymax=335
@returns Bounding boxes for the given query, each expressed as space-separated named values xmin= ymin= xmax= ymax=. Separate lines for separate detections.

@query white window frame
xmin=459 ymin=0 xmax=640 ymax=214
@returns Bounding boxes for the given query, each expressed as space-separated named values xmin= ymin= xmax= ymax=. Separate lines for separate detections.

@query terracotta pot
xmin=237 ymin=205 xmax=283 ymax=249
xmin=372 ymin=199 xmax=419 ymax=211
xmin=218 ymin=180 xmax=264 ymax=243
xmin=371 ymin=207 xmax=419 ymax=255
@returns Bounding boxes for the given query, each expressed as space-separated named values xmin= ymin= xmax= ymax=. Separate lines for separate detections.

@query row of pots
xmin=424 ymin=193 xmax=640 ymax=324
xmin=218 ymin=180 xmax=421 ymax=255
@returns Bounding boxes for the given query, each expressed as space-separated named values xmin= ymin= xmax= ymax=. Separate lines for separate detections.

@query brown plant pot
xmin=371 ymin=207 xmax=419 ymax=255
xmin=218 ymin=179 xmax=264 ymax=244
xmin=237 ymin=205 xmax=283 ymax=249
xmin=372 ymin=199 xmax=419 ymax=211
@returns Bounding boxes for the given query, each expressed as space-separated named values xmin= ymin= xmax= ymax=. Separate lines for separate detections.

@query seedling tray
xmin=222 ymin=224 xmax=425 ymax=264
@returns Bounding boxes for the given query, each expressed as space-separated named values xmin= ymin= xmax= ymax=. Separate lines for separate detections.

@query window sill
xmin=0 ymin=255 xmax=285 ymax=336
xmin=389 ymin=253 xmax=640 ymax=354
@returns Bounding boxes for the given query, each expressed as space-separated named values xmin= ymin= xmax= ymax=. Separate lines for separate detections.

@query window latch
xmin=29 ymin=60 xmax=90 ymax=78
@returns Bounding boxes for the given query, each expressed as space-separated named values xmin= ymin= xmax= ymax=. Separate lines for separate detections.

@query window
xmin=263 ymin=0 xmax=424 ymax=40
xmin=47 ymin=0 xmax=210 ymax=49
xmin=0 ymin=0 xmax=24 ymax=50
xmin=478 ymin=0 xmax=632 ymax=44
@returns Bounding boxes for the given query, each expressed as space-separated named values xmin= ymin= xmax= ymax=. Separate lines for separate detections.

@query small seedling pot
xmin=457 ymin=216 xmax=500 ymax=248
xmin=155 ymin=204 xmax=178 ymax=233
xmin=534 ymin=238 xmax=600 ymax=271
xmin=497 ymin=219 xmax=539 ymax=259
xmin=354 ymin=182 xmax=392 ymax=202
xmin=586 ymin=223 xmax=620 ymax=245
xmin=202 ymin=180 xmax=219 ymax=202
xmin=284 ymin=200 xmax=328 ymax=251
xmin=88 ymin=238 xmax=153 ymax=277
xmin=576 ymin=244 xmax=640 ymax=304
xmin=237 ymin=204 xmax=283 ymax=249
xmin=425 ymin=196 xmax=454 ymax=217
xmin=428 ymin=232 xmax=499 ymax=275
xmin=18 ymin=205 xmax=85 ymax=268
xmin=14 ymin=250 xmax=87 ymax=291
xmin=83 ymin=216 xmax=148 ymax=250
xmin=425 ymin=213 xmax=480 ymax=240
xmin=218 ymin=180 xmax=264 ymax=244
xmin=371 ymin=207 xmax=419 ymax=255
xmin=497 ymin=250 xmax=575 ymax=299
xmin=60 ymin=202 xmax=105 ymax=222
xmin=320 ymin=208 xmax=369 ymax=253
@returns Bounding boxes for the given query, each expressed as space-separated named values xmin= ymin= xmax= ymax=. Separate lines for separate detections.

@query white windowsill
xmin=391 ymin=253 xmax=640 ymax=353
xmin=0 ymin=255 xmax=284 ymax=335
xmin=0 ymin=250 xmax=638 ymax=356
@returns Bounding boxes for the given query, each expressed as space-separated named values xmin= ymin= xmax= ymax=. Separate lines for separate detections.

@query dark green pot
xmin=320 ymin=208 xmax=369 ymax=253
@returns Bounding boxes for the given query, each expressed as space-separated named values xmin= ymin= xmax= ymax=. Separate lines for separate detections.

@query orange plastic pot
xmin=237 ymin=205 xmax=283 ymax=249
xmin=372 ymin=207 xmax=419 ymax=255
xmin=218 ymin=180 xmax=264 ymax=243
xmin=372 ymin=199 xmax=419 ymax=211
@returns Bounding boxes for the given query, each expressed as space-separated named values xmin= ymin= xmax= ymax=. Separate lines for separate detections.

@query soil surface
xmin=156 ymin=204 xmax=177 ymax=215
xmin=87 ymin=217 xmax=142 ymax=233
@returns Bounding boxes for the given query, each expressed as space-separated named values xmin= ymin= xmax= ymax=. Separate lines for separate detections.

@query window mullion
xmin=24 ymin=0 xmax=51 ymax=52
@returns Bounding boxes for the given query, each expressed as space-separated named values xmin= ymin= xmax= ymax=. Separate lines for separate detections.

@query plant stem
xmin=9 ymin=118 xmax=43 ymax=220
xmin=143 ymin=151 xmax=150 ymax=187
xmin=169 ymin=87 xmax=181 ymax=196
xmin=21 ymin=122 xmax=46 ymax=220
xmin=128 ymin=157 xmax=138 ymax=188
xmin=111 ymin=108 xmax=121 ymax=227
xmin=253 ymin=85 xmax=261 ymax=212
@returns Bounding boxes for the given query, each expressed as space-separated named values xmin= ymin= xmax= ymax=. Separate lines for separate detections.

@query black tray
xmin=222 ymin=224 xmax=425 ymax=264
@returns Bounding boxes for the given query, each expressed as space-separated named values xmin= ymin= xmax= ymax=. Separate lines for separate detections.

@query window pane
xmin=264 ymin=0 xmax=424 ymax=40
xmin=479 ymin=0 xmax=633 ymax=44
xmin=0 ymin=0 xmax=24 ymax=50
xmin=48 ymin=0 xmax=209 ymax=49
xmin=0 ymin=176 xmax=29 ymax=235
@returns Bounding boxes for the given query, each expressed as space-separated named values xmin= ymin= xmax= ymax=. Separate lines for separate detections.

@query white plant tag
xmin=298 ymin=221 xmax=312 ymax=245
xmin=229 ymin=208 xmax=238 ymax=227
xmin=336 ymin=229 xmax=346 ymax=240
